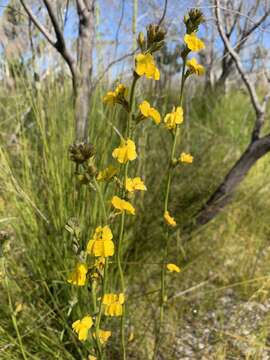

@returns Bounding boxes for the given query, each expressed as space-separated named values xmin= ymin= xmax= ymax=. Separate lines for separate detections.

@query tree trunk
xmin=196 ymin=134 xmax=270 ymax=225
xmin=75 ymin=0 xmax=95 ymax=142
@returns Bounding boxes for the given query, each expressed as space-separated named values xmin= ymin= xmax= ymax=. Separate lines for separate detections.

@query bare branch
xmin=158 ymin=0 xmax=168 ymax=26
xmin=215 ymin=0 xmax=263 ymax=120
xmin=241 ymin=8 xmax=270 ymax=45
xmin=93 ymin=49 xmax=137 ymax=90
xmin=19 ymin=0 xmax=55 ymax=46
xmin=227 ymin=1 xmax=242 ymax=38
xmin=20 ymin=0 xmax=77 ymax=91
xmin=114 ymin=0 xmax=125 ymax=57
xmin=42 ymin=0 xmax=74 ymax=62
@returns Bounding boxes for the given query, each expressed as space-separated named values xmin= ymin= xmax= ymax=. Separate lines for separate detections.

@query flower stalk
xmin=117 ymin=73 xmax=139 ymax=360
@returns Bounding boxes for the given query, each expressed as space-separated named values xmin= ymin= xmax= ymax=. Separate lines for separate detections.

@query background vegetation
xmin=1 ymin=0 xmax=270 ymax=359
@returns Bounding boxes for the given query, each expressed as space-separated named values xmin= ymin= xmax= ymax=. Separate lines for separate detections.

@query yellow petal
xmin=184 ymin=33 xmax=205 ymax=52
xmin=187 ymin=58 xmax=205 ymax=76
xmin=164 ymin=211 xmax=177 ymax=227
xmin=167 ymin=263 xmax=181 ymax=273
xmin=67 ymin=263 xmax=88 ymax=286
xmin=72 ymin=316 xmax=93 ymax=342
xmin=111 ymin=196 xmax=135 ymax=215
xmin=125 ymin=177 xmax=147 ymax=192
xmin=179 ymin=152 xmax=193 ymax=163
xmin=139 ymin=101 xmax=151 ymax=117
xmin=149 ymin=107 xmax=161 ymax=124
xmin=112 ymin=139 xmax=137 ymax=164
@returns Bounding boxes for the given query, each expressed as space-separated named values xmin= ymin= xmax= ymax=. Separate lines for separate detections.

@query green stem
xmin=118 ymin=210 xmax=126 ymax=360
xmin=154 ymin=59 xmax=187 ymax=359
xmin=93 ymin=177 xmax=107 ymax=224
xmin=92 ymin=280 xmax=98 ymax=313
xmin=127 ymin=75 xmax=139 ymax=138
xmin=92 ymin=177 xmax=109 ymax=360
xmin=117 ymin=73 xmax=138 ymax=360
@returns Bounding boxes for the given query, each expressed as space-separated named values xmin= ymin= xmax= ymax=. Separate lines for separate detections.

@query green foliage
xmin=0 ymin=78 xmax=270 ymax=359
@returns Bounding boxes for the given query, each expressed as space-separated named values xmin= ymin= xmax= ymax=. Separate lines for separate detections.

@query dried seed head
xmin=184 ymin=8 xmax=205 ymax=33
xmin=69 ymin=142 xmax=95 ymax=164
xmin=146 ymin=24 xmax=166 ymax=52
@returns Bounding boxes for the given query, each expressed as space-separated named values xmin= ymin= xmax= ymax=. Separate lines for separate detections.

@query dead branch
xmin=194 ymin=0 xmax=270 ymax=227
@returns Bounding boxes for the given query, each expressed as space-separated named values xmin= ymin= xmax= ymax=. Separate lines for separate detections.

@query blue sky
xmin=0 ymin=0 xmax=269 ymax=77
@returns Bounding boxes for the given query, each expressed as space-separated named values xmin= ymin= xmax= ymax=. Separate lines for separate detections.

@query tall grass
xmin=1 ymin=74 xmax=270 ymax=359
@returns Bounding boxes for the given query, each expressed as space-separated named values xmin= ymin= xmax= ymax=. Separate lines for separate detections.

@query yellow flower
xmin=72 ymin=315 xmax=93 ymax=341
xmin=167 ymin=263 xmax=181 ymax=273
xmin=115 ymin=83 xmax=128 ymax=97
xmin=112 ymin=139 xmax=137 ymax=164
xmin=164 ymin=107 xmax=184 ymax=130
xmin=87 ymin=226 xmax=114 ymax=257
xmin=186 ymin=58 xmax=204 ymax=76
xmin=103 ymin=293 xmax=125 ymax=317
xmin=111 ymin=196 xmax=135 ymax=215
xmin=184 ymin=32 xmax=205 ymax=52
xmin=135 ymin=53 xmax=160 ymax=80
xmin=88 ymin=356 xmax=97 ymax=360
xmin=103 ymin=91 xmax=117 ymax=105
xmin=164 ymin=211 xmax=177 ymax=227
xmin=97 ymin=165 xmax=118 ymax=181
xmin=103 ymin=84 xmax=127 ymax=105
xmin=128 ymin=331 xmax=135 ymax=342
xmin=67 ymin=263 xmax=88 ymax=286
xmin=139 ymin=101 xmax=161 ymax=124
xmin=179 ymin=152 xmax=193 ymax=163
xmin=125 ymin=177 xmax=147 ymax=193
xmin=94 ymin=330 xmax=112 ymax=345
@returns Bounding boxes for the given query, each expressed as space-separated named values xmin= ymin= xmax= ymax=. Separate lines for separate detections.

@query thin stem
xmin=92 ymin=280 xmax=98 ymax=313
xmin=118 ymin=210 xmax=126 ymax=360
xmin=93 ymin=177 xmax=107 ymax=224
xmin=154 ymin=59 xmax=186 ymax=359
xmin=117 ymin=73 xmax=138 ymax=360
xmin=92 ymin=177 xmax=108 ymax=360
xmin=127 ymin=75 xmax=139 ymax=138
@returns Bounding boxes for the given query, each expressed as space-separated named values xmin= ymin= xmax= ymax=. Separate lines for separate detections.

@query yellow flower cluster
xmin=87 ymin=226 xmax=114 ymax=257
xmin=112 ymin=196 xmax=135 ymax=215
xmin=135 ymin=53 xmax=160 ymax=80
xmin=68 ymin=13 xmax=205 ymax=356
xmin=112 ymin=138 xmax=137 ymax=164
xmin=72 ymin=315 xmax=93 ymax=341
xmin=67 ymin=263 xmax=88 ymax=286
xmin=102 ymin=293 xmax=125 ymax=316
xmin=184 ymin=32 xmax=205 ymax=76
xmin=164 ymin=106 xmax=184 ymax=130
xmin=125 ymin=177 xmax=146 ymax=193
xmin=139 ymin=101 xmax=161 ymax=124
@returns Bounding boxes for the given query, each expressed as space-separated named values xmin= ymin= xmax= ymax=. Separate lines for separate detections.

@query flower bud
xmin=137 ymin=32 xmax=145 ymax=51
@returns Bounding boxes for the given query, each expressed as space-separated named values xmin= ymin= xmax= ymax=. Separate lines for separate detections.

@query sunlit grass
xmin=0 ymin=75 xmax=270 ymax=358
